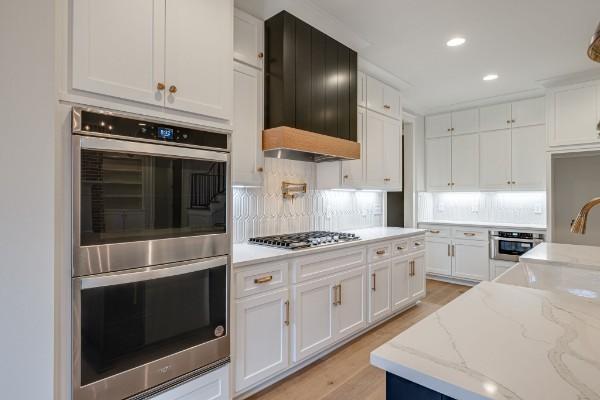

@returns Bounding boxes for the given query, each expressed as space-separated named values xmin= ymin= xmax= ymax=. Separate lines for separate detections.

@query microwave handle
xmin=79 ymin=255 xmax=228 ymax=290
xmin=77 ymin=135 xmax=228 ymax=162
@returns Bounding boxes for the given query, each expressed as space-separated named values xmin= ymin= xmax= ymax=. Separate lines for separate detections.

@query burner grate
xmin=248 ymin=231 xmax=360 ymax=250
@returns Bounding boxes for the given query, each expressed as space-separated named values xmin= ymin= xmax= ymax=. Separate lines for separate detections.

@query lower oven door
xmin=72 ymin=255 xmax=229 ymax=400
xmin=492 ymin=237 xmax=535 ymax=262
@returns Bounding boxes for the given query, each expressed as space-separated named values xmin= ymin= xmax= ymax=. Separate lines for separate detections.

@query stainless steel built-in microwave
xmin=71 ymin=107 xmax=231 ymax=400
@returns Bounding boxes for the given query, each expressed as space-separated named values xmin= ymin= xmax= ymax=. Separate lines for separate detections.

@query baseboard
xmin=233 ymin=301 xmax=421 ymax=399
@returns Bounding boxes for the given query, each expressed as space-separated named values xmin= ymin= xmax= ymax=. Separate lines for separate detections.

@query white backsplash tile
xmin=418 ymin=191 xmax=546 ymax=226
xmin=233 ymin=158 xmax=384 ymax=243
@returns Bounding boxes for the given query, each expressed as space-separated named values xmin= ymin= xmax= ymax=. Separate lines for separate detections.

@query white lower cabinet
xmin=233 ymin=236 xmax=426 ymax=396
xmin=452 ymin=239 xmax=490 ymax=281
xmin=234 ymin=289 xmax=289 ymax=392
xmin=368 ymin=260 xmax=391 ymax=323
xmin=151 ymin=365 xmax=229 ymax=400
xmin=292 ymin=266 xmax=366 ymax=362
xmin=423 ymin=225 xmax=490 ymax=282
xmin=489 ymin=260 xmax=517 ymax=280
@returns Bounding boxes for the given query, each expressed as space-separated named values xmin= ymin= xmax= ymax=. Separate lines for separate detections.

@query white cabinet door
xmin=341 ymin=107 xmax=365 ymax=187
xmin=511 ymin=125 xmax=546 ymax=190
xmin=366 ymin=76 xmax=385 ymax=113
xmin=426 ymin=114 xmax=452 ymax=138
xmin=511 ymin=97 xmax=545 ymax=128
xmin=451 ymin=109 xmax=479 ymax=135
xmin=551 ymin=84 xmax=599 ymax=146
xmin=489 ymin=260 xmax=516 ymax=280
xmin=452 ymin=239 xmax=489 ymax=281
xmin=425 ymin=238 xmax=452 ymax=276
xmin=235 ymin=289 xmax=289 ymax=392
xmin=390 ymin=257 xmax=410 ymax=311
xmin=334 ymin=267 xmax=367 ymax=340
xmin=480 ymin=102 xmax=511 ymax=132
xmin=410 ymin=253 xmax=426 ymax=300
xmin=357 ymin=71 xmax=367 ymax=107
xmin=479 ymin=129 xmax=511 ymax=190
xmin=232 ymin=62 xmax=263 ymax=186
xmin=72 ymin=0 xmax=165 ymax=106
xmin=164 ymin=0 xmax=233 ymax=120
xmin=426 ymin=137 xmax=452 ymax=191
xmin=292 ymin=276 xmax=335 ymax=362
xmin=451 ymin=133 xmax=479 ymax=191
xmin=152 ymin=365 xmax=229 ymax=400
xmin=383 ymin=116 xmax=402 ymax=188
xmin=365 ymin=111 xmax=386 ymax=186
xmin=368 ymin=260 xmax=391 ymax=323
xmin=234 ymin=8 xmax=264 ymax=69
xmin=383 ymin=85 xmax=402 ymax=120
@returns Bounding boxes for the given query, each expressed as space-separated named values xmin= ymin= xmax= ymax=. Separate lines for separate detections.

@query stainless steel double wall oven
xmin=71 ymin=107 xmax=231 ymax=400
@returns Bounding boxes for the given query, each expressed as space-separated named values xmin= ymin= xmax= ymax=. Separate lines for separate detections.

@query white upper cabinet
xmin=480 ymin=102 xmax=512 ymax=132
xmin=451 ymin=133 xmax=479 ymax=191
xmin=365 ymin=112 xmax=386 ymax=186
xmin=451 ymin=109 xmax=479 ymax=135
xmin=549 ymin=83 xmax=600 ymax=147
xmin=341 ymin=107 xmax=365 ymax=187
xmin=426 ymin=113 xmax=452 ymax=138
xmin=383 ymin=117 xmax=402 ymax=188
xmin=72 ymin=0 xmax=165 ymax=106
xmin=366 ymin=76 xmax=402 ymax=120
xmin=165 ymin=0 xmax=233 ymax=120
xmin=511 ymin=125 xmax=546 ymax=190
xmin=511 ymin=97 xmax=545 ymax=128
xmin=426 ymin=137 xmax=452 ymax=191
xmin=357 ymin=71 xmax=367 ymax=108
xmin=232 ymin=62 xmax=263 ymax=186
xmin=234 ymin=8 xmax=264 ymax=69
xmin=72 ymin=0 xmax=233 ymax=121
xmin=479 ymin=129 xmax=511 ymax=190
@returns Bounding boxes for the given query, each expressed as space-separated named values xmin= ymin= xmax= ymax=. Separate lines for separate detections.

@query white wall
xmin=0 ymin=1 xmax=55 ymax=399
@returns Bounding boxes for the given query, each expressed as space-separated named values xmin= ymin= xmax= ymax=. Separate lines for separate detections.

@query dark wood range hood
xmin=263 ymin=11 xmax=359 ymax=162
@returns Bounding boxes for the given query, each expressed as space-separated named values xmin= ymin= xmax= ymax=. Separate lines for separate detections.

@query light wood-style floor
xmin=248 ymin=279 xmax=469 ymax=400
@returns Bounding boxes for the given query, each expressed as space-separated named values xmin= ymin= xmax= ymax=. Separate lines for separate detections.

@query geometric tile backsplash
xmin=233 ymin=157 xmax=384 ymax=243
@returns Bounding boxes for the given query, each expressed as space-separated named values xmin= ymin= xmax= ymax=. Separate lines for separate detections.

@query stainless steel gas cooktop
xmin=248 ymin=231 xmax=360 ymax=250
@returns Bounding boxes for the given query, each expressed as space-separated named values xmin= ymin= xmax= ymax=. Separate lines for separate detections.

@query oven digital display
xmin=158 ymin=127 xmax=174 ymax=140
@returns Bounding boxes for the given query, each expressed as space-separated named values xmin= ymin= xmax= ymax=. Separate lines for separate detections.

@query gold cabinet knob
xmin=157 ymin=82 xmax=165 ymax=91
xmin=258 ymin=52 xmax=264 ymax=59
xmin=384 ymin=178 xmax=391 ymax=182
xmin=257 ymin=167 xmax=264 ymax=172
xmin=383 ymin=104 xmax=391 ymax=110
xmin=343 ymin=175 xmax=349 ymax=179
xmin=507 ymin=181 xmax=511 ymax=184
xmin=169 ymin=85 xmax=177 ymax=94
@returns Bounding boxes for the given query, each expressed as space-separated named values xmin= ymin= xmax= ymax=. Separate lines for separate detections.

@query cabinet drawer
xmin=410 ymin=236 xmax=426 ymax=251
xmin=421 ymin=226 xmax=450 ymax=238
xmin=292 ymin=246 xmax=366 ymax=283
xmin=451 ymin=227 xmax=489 ymax=241
xmin=392 ymin=239 xmax=409 ymax=256
xmin=235 ymin=261 xmax=289 ymax=298
xmin=368 ymin=242 xmax=392 ymax=262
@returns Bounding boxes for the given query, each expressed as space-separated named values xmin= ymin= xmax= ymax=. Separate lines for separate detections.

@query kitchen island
xmin=371 ymin=243 xmax=600 ymax=400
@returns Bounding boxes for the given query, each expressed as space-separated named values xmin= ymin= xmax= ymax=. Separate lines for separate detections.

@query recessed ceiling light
xmin=483 ymin=74 xmax=499 ymax=81
xmin=446 ymin=37 xmax=466 ymax=47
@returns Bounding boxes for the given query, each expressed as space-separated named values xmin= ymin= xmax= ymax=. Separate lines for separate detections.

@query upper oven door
xmin=73 ymin=135 xmax=230 ymax=276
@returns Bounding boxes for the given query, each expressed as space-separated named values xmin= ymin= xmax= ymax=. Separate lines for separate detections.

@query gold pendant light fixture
xmin=589 ymin=22 xmax=600 ymax=62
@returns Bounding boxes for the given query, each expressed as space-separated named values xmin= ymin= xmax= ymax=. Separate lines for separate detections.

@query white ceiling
xmin=237 ymin=0 xmax=600 ymax=114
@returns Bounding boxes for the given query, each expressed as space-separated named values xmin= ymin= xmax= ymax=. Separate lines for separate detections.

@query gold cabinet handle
xmin=258 ymin=52 xmax=264 ymax=59
xmin=169 ymin=85 xmax=177 ymax=94
xmin=157 ymin=82 xmax=165 ymax=91
xmin=448 ymin=244 xmax=451 ymax=256
xmin=332 ymin=285 xmax=341 ymax=306
xmin=506 ymin=120 xmax=511 ymax=124
xmin=284 ymin=300 xmax=290 ymax=326
xmin=409 ymin=261 xmax=415 ymax=277
xmin=371 ymin=273 xmax=376 ymax=291
xmin=338 ymin=284 xmax=342 ymax=305
xmin=383 ymin=104 xmax=391 ymax=110
xmin=512 ymin=181 xmax=516 ymax=185
xmin=254 ymin=275 xmax=273 ymax=284
xmin=463 ymin=232 xmax=476 ymax=237
xmin=343 ymin=174 xmax=349 ymax=179
xmin=512 ymin=119 xmax=516 ymax=123
xmin=429 ymin=230 xmax=440 ymax=234
xmin=414 ymin=241 xmax=422 ymax=246
xmin=507 ymin=181 xmax=512 ymax=184
xmin=384 ymin=178 xmax=391 ymax=182
xmin=256 ymin=167 xmax=264 ymax=172
xmin=397 ymin=245 xmax=405 ymax=251
xmin=376 ymin=249 xmax=386 ymax=255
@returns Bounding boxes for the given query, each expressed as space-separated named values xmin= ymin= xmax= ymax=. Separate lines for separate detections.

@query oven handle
xmin=79 ymin=255 xmax=228 ymax=290
xmin=78 ymin=135 xmax=229 ymax=162
xmin=490 ymin=237 xmax=537 ymax=244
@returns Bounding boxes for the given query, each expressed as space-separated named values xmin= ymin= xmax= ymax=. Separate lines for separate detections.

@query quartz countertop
xmin=520 ymin=242 xmax=600 ymax=270
xmin=371 ymin=280 xmax=600 ymax=400
xmin=232 ymin=227 xmax=425 ymax=267
xmin=418 ymin=220 xmax=547 ymax=231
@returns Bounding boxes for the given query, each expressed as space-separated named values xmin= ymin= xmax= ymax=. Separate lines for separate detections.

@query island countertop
xmin=370 ymin=279 xmax=600 ymax=400
xmin=232 ymin=227 xmax=425 ymax=267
